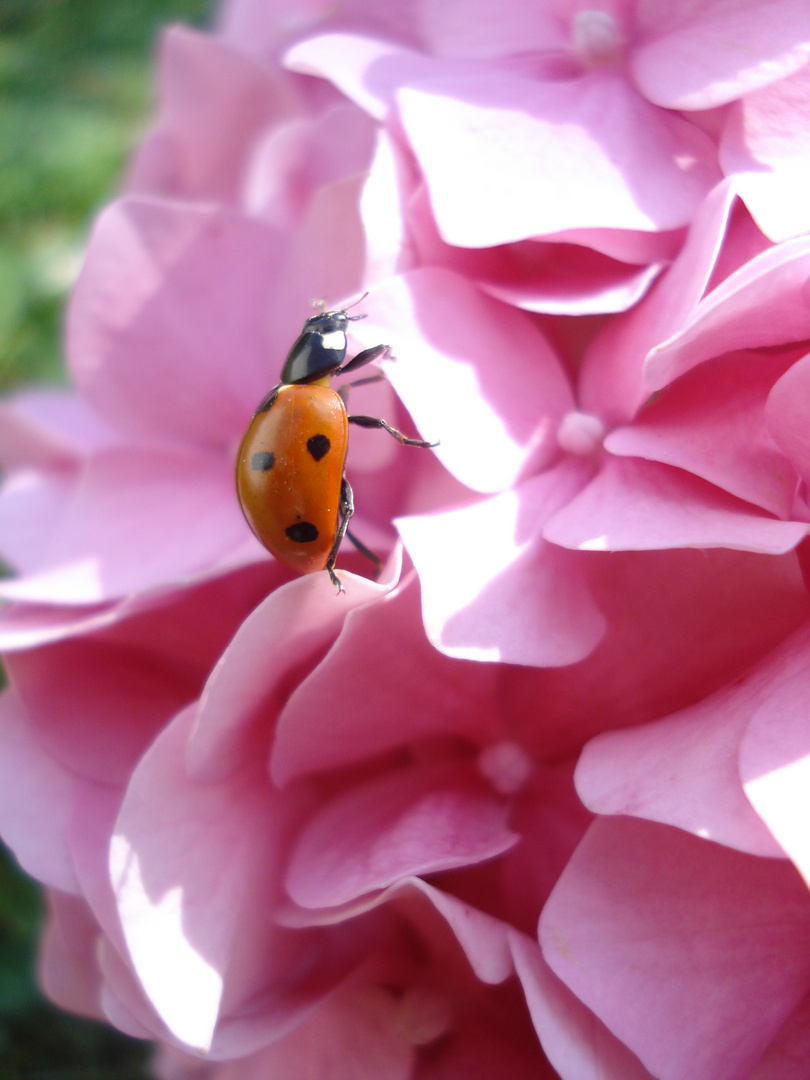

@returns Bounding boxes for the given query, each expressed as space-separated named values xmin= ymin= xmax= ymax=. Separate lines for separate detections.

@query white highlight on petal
xmin=478 ymin=740 xmax=534 ymax=796
xmin=110 ymin=837 xmax=222 ymax=1051
xmin=0 ymin=558 xmax=104 ymax=603
xmin=745 ymin=754 xmax=810 ymax=882
xmin=674 ymin=152 xmax=699 ymax=172
xmin=571 ymin=10 xmax=624 ymax=67
xmin=578 ymin=534 xmax=610 ymax=551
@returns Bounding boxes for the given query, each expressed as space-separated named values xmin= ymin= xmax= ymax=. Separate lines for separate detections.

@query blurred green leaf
xmin=0 ymin=0 xmax=214 ymax=392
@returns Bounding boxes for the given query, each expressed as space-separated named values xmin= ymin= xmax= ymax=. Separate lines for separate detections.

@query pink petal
xmin=417 ymin=227 xmax=668 ymax=318
xmin=579 ymin=178 xmax=739 ymax=426
xmin=499 ymin=546 xmax=809 ymax=761
xmin=493 ymin=763 xmax=594 ymax=928
xmin=225 ymin=2 xmax=421 ymax=64
xmin=403 ymin=878 xmax=515 ymax=985
xmin=540 ymin=816 xmax=810 ymax=1080
xmin=208 ymin=990 xmax=415 ymax=1080
xmin=66 ymin=197 xmax=292 ymax=447
xmin=278 ymin=876 xmax=516 ymax=987
xmin=748 ymin=994 xmax=810 ymax=1080
xmin=0 ymin=389 xmax=121 ymax=468
xmin=0 ymin=602 xmax=129 ymax=652
xmin=287 ymin=34 xmax=720 ymax=242
xmin=0 ymin=469 xmax=76 ymax=576
xmin=510 ymin=932 xmax=655 ymax=1080
xmin=111 ymin=705 xmax=306 ymax=1052
xmin=261 ymin=173 xmax=367 ymax=321
xmin=644 ymin=234 xmax=810 ymax=390
xmin=765 ymin=351 xmax=810 ymax=482
xmin=79 ymin=793 xmax=239 ymax=1047
xmin=739 ymin=624 xmax=810 ymax=887
xmin=398 ymin=462 xmax=607 ymax=667
xmin=219 ymin=0 xmax=336 ymax=52
xmin=575 ymin=680 xmax=783 ymax=857
xmin=475 ymin=248 xmax=665 ymax=318
xmin=39 ymin=891 xmax=105 ymax=1020
xmin=604 ymin=350 xmax=799 ymax=518
xmin=549 ymin=226 xmax=684 ymax=266
xmin=721 ymin=66 xmax=810 ymax=241
xmin=0 ymin=445 xmax=248 ymax=604
xmin=0 ymin=558 xmax=276 ymax=652
xmin=544 ymin=455 xmax=809 ymax=554
xmin=396 ymin=69 xmax=720 ymax=246
xmin=96 ymin=935 xmax=176 ymax=1042
xmin=188 ymin=564 xmax=394 ymax=783
xmin=359 ymin=126 xmax=415 ymax=283
xmin=284 ymin=34 xmax=433 ymax=121
xmin=128 ymin=26 xmax=300 ymax=204
xmin=284 ymin=761 xmax=518 ymax=908
xmin=405 ymin=184 xmax=671 ymax=317
xmin=246 ymin=101 xmax=375 ymax=227
xmin=271 ymin=575 xmax=499 ymax=786
xmin=6 ymin=633 xmax=197 ymax=786
xmin=0 ymin=602 xmax=115 ymax=651
xmin=415 ymin=984 xmax=552 ymax=1080
xmin=67 ymin=781 xmax=129 ymax=953
xmin=702 ymin=194 xmax=776 ymax=290
xmin=101 ymin=988 xmax=166 ymax=1044
xmin=0 ymin=691 xmax=81 ymax=892
xmin=353 ymin=269 xmax=572 ymax=495
xmin=418 ymin=0 xmax=566 ymax=59
xmin=631 ymin=0 xmax=810 ymax=109
xmin=99 ymin=921 xmax=327 ymax=1058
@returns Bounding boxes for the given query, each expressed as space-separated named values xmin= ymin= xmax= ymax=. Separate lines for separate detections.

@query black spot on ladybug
xmin=286 ymin=521 xmax=319 ymax=544
xmin=251 ymin=451 xmax=275 ymax=471
xmin=307 ymin=434 xmax=331 ymax=461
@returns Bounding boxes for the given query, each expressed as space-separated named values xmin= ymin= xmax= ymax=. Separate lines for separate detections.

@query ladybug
xmin=236 ymin=302 xmax=437 ymax=592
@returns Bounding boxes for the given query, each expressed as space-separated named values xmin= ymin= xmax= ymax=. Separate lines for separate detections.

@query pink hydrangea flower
xmin=273 ymin=0 xmax=810 ymax=311
xmin=3 ymin=2 xmax=810 ymax=1078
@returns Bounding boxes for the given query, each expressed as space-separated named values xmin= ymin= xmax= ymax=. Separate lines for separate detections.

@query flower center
xmin=394 ymin=985 xmax=454 ymax=1046
xmin=478 ymin=740 xmax=534 ymax=796
xmin=556 ymin=410 xmax=605 ymax=456
xmin=570 ymin=9 xmax=624 ymax=67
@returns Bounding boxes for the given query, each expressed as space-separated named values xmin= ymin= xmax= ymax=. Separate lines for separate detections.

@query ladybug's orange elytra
xmin=236 ymin=303 xmax=437 ymax=593
xmin=236 ymin=384 xmax=348 ymax=577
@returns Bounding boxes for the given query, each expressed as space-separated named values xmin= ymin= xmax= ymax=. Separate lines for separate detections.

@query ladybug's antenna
xmin=344 ymin=291 xmax=369 ymax=321
xmin=313 ymin=292 xmax=369 ymax=320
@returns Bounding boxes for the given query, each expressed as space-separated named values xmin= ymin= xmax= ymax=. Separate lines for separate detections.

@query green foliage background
xmin=1 ymin=0 xmax=213 ymax=1074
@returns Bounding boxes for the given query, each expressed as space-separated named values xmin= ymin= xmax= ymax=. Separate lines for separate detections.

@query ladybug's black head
xmin=302 ymin=310 xmax=350 ymax=336
xmin=280 ymin=306 xmax=365 ymax=385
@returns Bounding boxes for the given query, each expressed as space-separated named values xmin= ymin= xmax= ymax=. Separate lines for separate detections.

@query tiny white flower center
xmin=394 ymin=985 xmax=454 ymax=1046
xmin=571 ymin=9 xmax=624 ymax=67
xmin=478 ymin=740 xmax=534 ymax=796
xmin=556 ymin=410 xmax=605 ymax=456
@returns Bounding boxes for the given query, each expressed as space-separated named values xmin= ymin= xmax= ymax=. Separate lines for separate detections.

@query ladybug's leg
xmin=345 ymin=373 xmax=385 ymax=389
xmin=338 ymin=343 xmax=390 ymax=377
xmin=326 ymin=476 xmax=354 ymax=593
xmin=346 ymin=528 xmax=382 ymax=572
xmin=337 ymin=372 xmax=384 ymax=409
xmin=348 ymin=415 xmax=438 ymax=448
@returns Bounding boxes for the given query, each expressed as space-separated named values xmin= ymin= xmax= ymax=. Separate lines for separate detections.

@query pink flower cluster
xmin=3 ymin=1 xmax=810 ymax=1077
